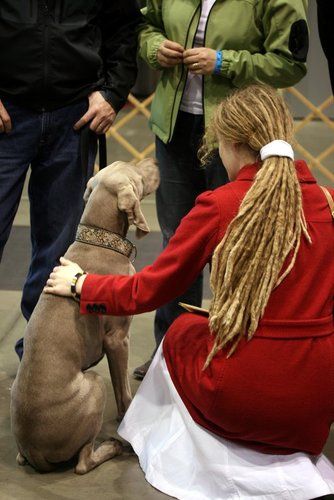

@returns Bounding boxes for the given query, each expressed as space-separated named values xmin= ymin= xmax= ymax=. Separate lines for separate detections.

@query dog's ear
xmin=117 ymin=185 xmax=150 ymax=238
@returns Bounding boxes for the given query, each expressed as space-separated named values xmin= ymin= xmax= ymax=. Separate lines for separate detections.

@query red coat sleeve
xmin=80 ymin=190 xmax=221 ymax=316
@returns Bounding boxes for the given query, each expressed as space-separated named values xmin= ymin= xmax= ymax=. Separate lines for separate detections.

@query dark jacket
xmin=317 ymin=0 xmax=334 ymax=93
xmin=0 ymin=0 xmax=142 ymax=111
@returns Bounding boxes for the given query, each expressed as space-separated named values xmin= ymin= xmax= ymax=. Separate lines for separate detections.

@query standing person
xmin=317 ymin=0 xmax=334 ymax=93
xmin=133 ymin=0 xmax=310 ymax=379
xmin=0 ymin=0 xmax=141 ymax=358
xmin=46 ymin=84 xmax=334 ymax=499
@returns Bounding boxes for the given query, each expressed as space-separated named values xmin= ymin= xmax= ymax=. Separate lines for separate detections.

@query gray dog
xmin=10 ymin=159 xmax=159 ymax=474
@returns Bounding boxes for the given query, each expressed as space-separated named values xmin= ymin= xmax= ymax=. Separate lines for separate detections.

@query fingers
xmin=44 ymin=277 xmax=57 ymax=295
xmin=157 ymin=53 xmax=178 ymax=68
xmin=183 ymin=47 xmax=217 ymax=74
xmin=183 ymin=49 xmax=202 ymax=73
xmin=89 ymin=116 xmax=103 ymax=133
xmin=76 ymin=95 xmax=116 ymax=133
xmin=43 ymin=284 xmax=64 ymax=296
xmin=163 ymin=40 xmax=184 ymax=53
xmin=101 ymin=123 xmax=111 ymax=134
xmin=90 ymin=115 xmax=115 ymax=134
xmin=59 ymin=257 xmax=72 ymax=265
xmin=189 ymin=67 xmax=202 ymax=75
xmin=44 ymin=273 xmax=71 ymax=297
xmin=74 ymin=109 xmax=96 ymax=130
xmin=183 ymin=50 xmax=200 ymax=65
xmin=157 ymin=50 xmax=181 ymax=68
xmin=0 ymin=101 xmax=12 ymax=133
xmin=77 ymin=92 xmax=116 ymax=133
xmin=157 ymin=39 xmax=184 ymax=67
xmin=94 ymin=121 xmax=110 ymax=135
xmin=183 ymin=56 xmax=200 ymax=67
xmin=160 ymin=45 xmax=183 ymax=60
xmin=44 ymin=258 xmax=81 ymax=298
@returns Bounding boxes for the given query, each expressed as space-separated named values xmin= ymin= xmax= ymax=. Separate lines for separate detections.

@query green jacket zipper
xmin=202 ymin=1 xmax=216 ymax=129
xmin=167 ymin=2 xmax=201 ymax=142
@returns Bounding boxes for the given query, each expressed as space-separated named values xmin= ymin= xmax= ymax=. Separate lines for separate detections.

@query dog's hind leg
xmin=103 ymin=321 xmax=132 ymax=421
xmin=75 ymin=438 xmax=123 ymax=475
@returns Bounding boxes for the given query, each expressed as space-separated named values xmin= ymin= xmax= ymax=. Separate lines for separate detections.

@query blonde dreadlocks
xmin=201 ymin=84 xmax=311 ymax=368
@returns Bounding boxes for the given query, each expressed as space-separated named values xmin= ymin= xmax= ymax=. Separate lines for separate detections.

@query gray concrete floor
xmin=0 ymin=114 xmax=333 ymax=499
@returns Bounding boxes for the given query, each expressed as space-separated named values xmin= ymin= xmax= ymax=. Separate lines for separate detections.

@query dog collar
xmin=75 ymin=223 xmax=137 ymax=262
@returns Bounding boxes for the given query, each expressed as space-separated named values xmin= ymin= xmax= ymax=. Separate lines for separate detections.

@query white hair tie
xmin=260 ymin=140 xmax=294 ymax=161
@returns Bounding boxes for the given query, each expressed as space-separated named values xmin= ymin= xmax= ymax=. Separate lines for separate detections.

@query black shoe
xmin=133 ymin=360 xmax=152 ymax=380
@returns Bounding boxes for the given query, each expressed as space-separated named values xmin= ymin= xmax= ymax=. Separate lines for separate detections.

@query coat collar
xmin=236 ymin=160 xmax=317 ymax=184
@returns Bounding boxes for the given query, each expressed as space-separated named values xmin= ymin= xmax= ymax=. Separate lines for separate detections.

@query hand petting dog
xmin=44 ymin=257 xmax=87 ymax=298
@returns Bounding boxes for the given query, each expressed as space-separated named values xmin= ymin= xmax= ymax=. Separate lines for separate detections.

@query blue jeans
xmin=0 ymin=98 xmax=97 ymax=357
xmin=154 ymin=111 xmax=228 ymax=349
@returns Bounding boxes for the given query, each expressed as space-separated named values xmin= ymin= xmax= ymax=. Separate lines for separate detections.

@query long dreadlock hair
xmin=200 ymin=84 xmax=311 ymax=369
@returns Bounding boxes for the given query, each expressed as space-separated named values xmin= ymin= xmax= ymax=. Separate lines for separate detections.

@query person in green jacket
xmin=133 ymin=0 xmax=309 ymax=379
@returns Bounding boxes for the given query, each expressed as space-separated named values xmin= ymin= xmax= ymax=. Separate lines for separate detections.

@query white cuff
xmin=260 ymin=140 xmax=294 ymax=161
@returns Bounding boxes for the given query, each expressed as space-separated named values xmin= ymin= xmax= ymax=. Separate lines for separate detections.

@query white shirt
xmin=180 ymin=0 xmax=216 ymax=115
xmin=119 ymin=344 xmax=334 ymax=500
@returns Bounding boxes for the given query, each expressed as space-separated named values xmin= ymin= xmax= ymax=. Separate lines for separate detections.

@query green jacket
xmin=139 ymin=0 xmax=309 ymax=143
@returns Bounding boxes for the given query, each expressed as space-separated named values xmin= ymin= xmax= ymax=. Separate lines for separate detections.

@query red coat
xmin=80 ymin=161 xmax=334 ymax=456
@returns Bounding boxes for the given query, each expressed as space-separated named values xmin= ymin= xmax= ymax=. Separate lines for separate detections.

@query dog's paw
xmin=75 ymin=439 xmax=123 ymax=474
xmin=16 ymin=452 xmax=27 ymax=466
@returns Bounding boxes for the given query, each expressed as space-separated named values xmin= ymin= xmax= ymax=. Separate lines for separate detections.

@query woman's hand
xmin=157 ymin=39 xmax=184 ymax=67
xmin=44 ymin=257 xmax=86 ymax=298
xmin=183 ymin=47 xmax=217 ymax=75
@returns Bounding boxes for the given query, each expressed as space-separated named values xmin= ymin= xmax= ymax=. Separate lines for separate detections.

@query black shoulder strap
xmin=80 ymin=125 xmax=107 ymax=185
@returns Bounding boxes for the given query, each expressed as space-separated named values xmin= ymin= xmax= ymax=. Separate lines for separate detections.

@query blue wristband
xmin=214 ymin=50 xmax=223 ymax=75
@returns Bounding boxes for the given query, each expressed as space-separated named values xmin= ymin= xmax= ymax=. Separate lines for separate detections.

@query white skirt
xmin=118 ymin=344 xmax=334 ymax=500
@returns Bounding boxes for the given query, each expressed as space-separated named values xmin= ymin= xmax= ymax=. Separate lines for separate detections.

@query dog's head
xmin=84 ymin=158 xmax=159 ymax=238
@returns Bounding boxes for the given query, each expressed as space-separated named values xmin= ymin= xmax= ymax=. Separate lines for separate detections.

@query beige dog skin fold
xmin=10 ymin=159 xmax=159 ymax=474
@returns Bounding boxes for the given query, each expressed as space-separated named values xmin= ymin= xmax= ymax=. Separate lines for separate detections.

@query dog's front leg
xmin=103 ymin=317 xmax=132 ymax=421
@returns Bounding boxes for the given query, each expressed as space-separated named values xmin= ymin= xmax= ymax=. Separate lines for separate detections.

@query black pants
xmin=153 ymin=111 xmax=228 ymax=348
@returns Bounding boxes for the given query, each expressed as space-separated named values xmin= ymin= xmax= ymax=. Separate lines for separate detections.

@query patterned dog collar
xmin=76 ymin=223 xmax=137 ymax=262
